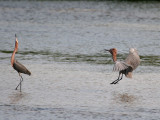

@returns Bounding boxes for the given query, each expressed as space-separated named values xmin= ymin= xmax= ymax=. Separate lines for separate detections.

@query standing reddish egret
xmin=11 ymin=34 xmax=31 ymax=92
xmin=105 ymin=48 xmax=140 ymax=84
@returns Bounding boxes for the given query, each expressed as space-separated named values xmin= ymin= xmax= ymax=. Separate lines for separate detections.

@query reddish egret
xmin=11 ymin=34 xmax=31 ymax=92
xmin=105 ymin=48 xmax=140 ymax=84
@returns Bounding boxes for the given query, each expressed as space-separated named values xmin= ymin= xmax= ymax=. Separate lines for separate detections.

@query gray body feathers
xmin=13 ymin=60 xmax=31 ymax=75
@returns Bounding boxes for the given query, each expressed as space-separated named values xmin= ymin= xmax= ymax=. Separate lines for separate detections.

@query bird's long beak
xmin=15 ymin=34 xmax=18 ymax=43
xmin=15 ymin=34 xmax=18 ymax=51
xmin=104 ymin=49 xmax=110 ymax=52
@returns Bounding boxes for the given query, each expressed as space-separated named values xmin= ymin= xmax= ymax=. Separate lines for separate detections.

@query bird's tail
xmin=124 ymin=67 xmax=133 ymax=78
xmin=125 ymin=72 xmax=132 ymax=78
xmin=26 ymin=70 xmax=31 ymax=76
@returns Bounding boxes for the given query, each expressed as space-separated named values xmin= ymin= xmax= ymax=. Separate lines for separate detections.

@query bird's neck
xmin=11 ymin=48 xmax=17 ymax=67
xmin=112 ymin=53 xmax=117 ymax=62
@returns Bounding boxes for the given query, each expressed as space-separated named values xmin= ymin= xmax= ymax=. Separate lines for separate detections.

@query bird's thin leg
xmin=15 ymin=77 xmax=21 ymax=90
xmin=119 ymin=74 xmax=123 ymax=80
xmin=19 ymin=74 xmax=23 ymax=92
xmin=15 ymin=73 xmax=23 ymax=92
xmin=110 ymin=72 xmax=121 ymax=84
xmin=113 ymin=74 xmax=123 ymax=84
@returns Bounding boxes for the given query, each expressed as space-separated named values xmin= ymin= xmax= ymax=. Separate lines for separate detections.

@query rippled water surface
xmin=0 ymin=1 xmax=160 ymax=120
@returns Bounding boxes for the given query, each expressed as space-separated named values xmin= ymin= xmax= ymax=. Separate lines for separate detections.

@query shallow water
xmin=0 ymin=1 xmax=160 ymax=120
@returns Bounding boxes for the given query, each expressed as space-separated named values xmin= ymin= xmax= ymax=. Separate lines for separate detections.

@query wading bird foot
xmin=110 ymin=80 xmax=119 ymax=84
xmin=110 ymin=81 xmax=115 ymax=84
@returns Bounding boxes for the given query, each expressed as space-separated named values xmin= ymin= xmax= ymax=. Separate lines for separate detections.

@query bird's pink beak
xmin=15 ymin=34 xmax=18 ymax=51
xmin=104 ymin=49 xmax=113 ymax=55
xmin=104 ymin=49 xmax=110 ymax=51
xmin=104 ymin=49 xmax=111 ymax=53
xmin=15 ymin=34 xmax=18 ymax=43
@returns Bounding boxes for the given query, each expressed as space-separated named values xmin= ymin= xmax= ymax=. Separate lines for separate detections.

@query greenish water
xmin=1 ymin=50 xmax=160 ymax=66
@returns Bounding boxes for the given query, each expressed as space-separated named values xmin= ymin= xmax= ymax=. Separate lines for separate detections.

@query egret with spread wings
xmin=105 ymin=48 xmax=140 ymax=84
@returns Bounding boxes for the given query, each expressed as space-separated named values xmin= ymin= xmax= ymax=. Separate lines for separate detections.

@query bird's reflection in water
xmin=9 ymin=92 xmax=27 ymax=104
xmin=113 ymin=92 xmax=137 ymax=104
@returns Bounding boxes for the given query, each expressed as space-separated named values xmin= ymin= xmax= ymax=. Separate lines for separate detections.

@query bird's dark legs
xmin=20 ymin=75 xmax=22 ymax=92
xmin=15 ymin=73 xmax=23 ymax=92
xmin=110 ymin=73 xmax=123 ymax=84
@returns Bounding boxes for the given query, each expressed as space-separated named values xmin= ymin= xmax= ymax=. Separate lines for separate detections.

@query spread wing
xmin=113 ymin=61 xmax=130 ymax=71
xmin=125 ymin=49 xmax=140 ymax=70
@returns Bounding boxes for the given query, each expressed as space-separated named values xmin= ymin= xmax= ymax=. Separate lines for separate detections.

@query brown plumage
xmin=105 ymin=48 xmax=140 ymax=84
xmin=11 ymin=34 xmax=31 ymax=92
